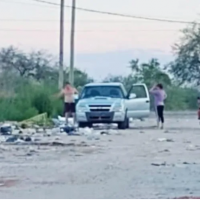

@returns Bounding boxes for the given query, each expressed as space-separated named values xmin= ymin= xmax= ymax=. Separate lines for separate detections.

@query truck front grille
xmin=89 ymin=105 xmax=111 ymax=112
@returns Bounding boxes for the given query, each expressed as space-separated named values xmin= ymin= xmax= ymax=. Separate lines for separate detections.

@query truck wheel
xmin=78 ymin=122 xmax=92 ymax=128
xmin=118 ymin=115 xmax=128 ymax=130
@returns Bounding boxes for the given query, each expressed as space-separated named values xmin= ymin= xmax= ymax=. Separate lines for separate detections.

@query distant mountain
xmin=75 ymin=49 xmax=173 ymax=80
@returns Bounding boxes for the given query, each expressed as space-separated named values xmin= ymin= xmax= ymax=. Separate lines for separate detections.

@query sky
xmin=0 ymin=0 xmax=200 ymax=79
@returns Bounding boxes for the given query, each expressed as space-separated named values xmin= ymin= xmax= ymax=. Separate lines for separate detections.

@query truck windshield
xmin=80 ymin=86 xmax=124 ymax=99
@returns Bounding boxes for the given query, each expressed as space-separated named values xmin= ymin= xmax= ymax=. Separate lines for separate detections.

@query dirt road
xmin=0 ymin=113 xmax=200 ymax=199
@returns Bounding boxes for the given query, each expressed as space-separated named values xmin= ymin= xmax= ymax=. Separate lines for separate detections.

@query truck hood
xmin=78 ymin=97 xmax=123 ymax=106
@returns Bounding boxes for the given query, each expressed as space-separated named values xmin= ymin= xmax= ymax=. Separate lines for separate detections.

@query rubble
xmin=158 ymin=149 xmax=170 ymax=153
xmin=175 ymin=196 xmax=200 ymax=199
xmin=157 ymin=138 xmax=174 ymax=142
xmin=0 ymin=115 xmax=123 ymax=146
xmin=19 ymin=113 xmax=48 ymax=127
xmin=151 ymin=162 xmax=167 ymax=166
xmin=0 ymin=124 xmax=12 ymax=135
xmin=186 ymin=144 xmax=200 ymax=151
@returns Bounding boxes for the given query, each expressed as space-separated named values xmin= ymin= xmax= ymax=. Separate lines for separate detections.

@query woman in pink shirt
xmin=150 ymin=83 xmax=167 ymax=129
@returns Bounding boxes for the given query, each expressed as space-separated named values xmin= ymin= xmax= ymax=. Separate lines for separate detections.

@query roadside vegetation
xmin=0 ymin=23 xmax=199 ymax=121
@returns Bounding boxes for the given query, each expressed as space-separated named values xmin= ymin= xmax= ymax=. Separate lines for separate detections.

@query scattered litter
xmin=19 ymin=113 xmax=48 ymax=127
xmin=0 ymin=124 xmax=12 ymax=135
xmin=52 ymin=116 xmax=77 ymax=135
xmin=158 ymin=149 xmax=170 ymax=153
xmin=57 ymin=116 xmax=74 ymax=125
xmin=164 ymin=130 xmax=178 ymax=134
xmin=21 ymin=136 xmax=32 ymax=142
xmin=51 ymin=118 xmax=60 ymax=126
xmin=0 ymin=136 xmax=6 ymax=143
xmin=63 ymin=126 xmax=76 ymax=134
xmin=187 ymin=144 xmax=196 ymax=151
xmin=100 ymin=131 xmax=109 ymax=135
xmin=20 ymin=123 xmax=28 ymax=129
xmin=58 ymin=116 xmax=66 ymax=123
xmin=186 ymin=144 xmax=200 ymax=151
xmin=12 ymin=130 xmax=21 ymax=135
xmin=183 ymin=162 xmax=196 ymax=165
xmin=151 ymin=162 xmax=166 ymax=166
xmin=174 ymin=196 xmax=200 ymax=199
xmin=67 ymin=131 xmax=81 ymax=136
xmin=51 ymin=116 xmax=121 ymax=138
xmin=51 ymin=141 xmax=68 ymax=146
xmin=157 ymin=138 xmax=174 ymax=142
xmin=6 ymin=136 xmax=18 ymax=143
xmin=93 ymin=123 xmax=117 ymax=129
xmin=166 ymin=139 xmax=174 ymax=142
xmin=5 ymin=135 xmax=32 ymax=143
xmin=33 ymin=141 xmax=89 ymax=147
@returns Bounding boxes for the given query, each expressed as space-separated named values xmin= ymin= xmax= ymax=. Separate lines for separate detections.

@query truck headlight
xmin=76 ymin=103 xmax=88 ymax=112
xmin=112 ymin=103 xmax=124 ymax=112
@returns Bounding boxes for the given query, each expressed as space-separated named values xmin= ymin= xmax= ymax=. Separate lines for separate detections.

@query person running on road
xmin=59 ymin=82 xmax=78 ymax=125
xmin=150 ymin=83 xmax=167 ymax=129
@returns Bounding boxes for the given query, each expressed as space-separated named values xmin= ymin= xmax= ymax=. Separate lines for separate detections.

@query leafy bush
xmin=0 ymin=45 xmax=199 ymax=122
xmin=0 ymin=79 xmax=63 ymax=121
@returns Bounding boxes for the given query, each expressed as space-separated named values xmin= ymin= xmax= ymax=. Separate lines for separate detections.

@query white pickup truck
xmin=76 ymin=82 xmax=150 ymax=129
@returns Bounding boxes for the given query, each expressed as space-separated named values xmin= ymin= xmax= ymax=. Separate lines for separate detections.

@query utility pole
xmin=58 ymin=0 xmax=64 ymax=89
xmin=69 ymin=0 xmax=76 ymax=86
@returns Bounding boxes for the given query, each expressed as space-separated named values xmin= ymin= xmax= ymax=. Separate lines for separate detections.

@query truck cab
xmin=76 ymin=82 xmax=150 ymax=129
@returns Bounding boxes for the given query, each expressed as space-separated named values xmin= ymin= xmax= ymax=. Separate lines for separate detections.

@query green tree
xmin=65 ymin=68 xmax=93 ymax=90
xmin=166 ymin=23 xmax=200 ymax=86
xmin=0 ymin=46 xmax=57 ymax=81
xmin=129 ymin=58 xmax=171 ymax=88
xmin=0 ymin=47 xmax=94 ymax=121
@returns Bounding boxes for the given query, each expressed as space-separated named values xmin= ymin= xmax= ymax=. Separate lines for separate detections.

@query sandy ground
xmin=0 ymin=112 xmax=200 ymax=199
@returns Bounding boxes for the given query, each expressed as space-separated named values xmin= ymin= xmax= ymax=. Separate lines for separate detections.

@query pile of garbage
xmin=0 ymin=115 xmax=120 ymax=144
xmin=52 ymin=116 xmax=76 ymax=134
xmin=0 ymin=123 xmax=33 ymax=143
xmin=52 ymin=115 xmax=119 ymax=135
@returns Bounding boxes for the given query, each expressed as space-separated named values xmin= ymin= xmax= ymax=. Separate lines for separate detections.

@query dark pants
xmin=157 ymin=105 xmax=164 ymax=123
xmin=64 ymin=103 xmax=75 ymax=116
xmin=198 ymin=108 xmax=200 ymax=119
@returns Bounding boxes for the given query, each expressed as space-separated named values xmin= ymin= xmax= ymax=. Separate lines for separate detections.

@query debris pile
xmin=0 ymin=114 xmax=121 ymax=145
xmin=174 ymin=197 xmax=200 ymax=199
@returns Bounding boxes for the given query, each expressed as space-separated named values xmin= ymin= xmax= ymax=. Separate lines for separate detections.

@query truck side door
xmin=126 ymin=83 xmax=150 ymax=118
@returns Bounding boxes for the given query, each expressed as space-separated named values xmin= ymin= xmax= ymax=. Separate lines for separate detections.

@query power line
xmin=32 ymin=0 xmax=199 ymax=25
xmin=0 ymin=29 xmax=180 ymax=32
xmin=2 ymin=0 xmax=198 ymax=24
xmin=0 ymin=19 xmax=184 ymax=23
xmin=0 ymin=0 xmax=57 ymax=8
